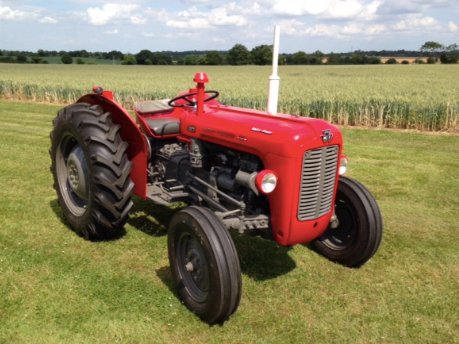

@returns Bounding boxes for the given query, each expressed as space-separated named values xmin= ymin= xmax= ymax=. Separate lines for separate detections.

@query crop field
xmin=0 ymin=100 xmax=458 ymax=343
xmin=0 ymin=64 xmax=458 ymax=131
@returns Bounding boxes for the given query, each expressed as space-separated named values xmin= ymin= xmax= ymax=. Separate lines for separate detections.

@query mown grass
xmin=0 ymin=64 xmax=458 ymax=131
xmin=0 ymin=100 xmax=458 ymax=343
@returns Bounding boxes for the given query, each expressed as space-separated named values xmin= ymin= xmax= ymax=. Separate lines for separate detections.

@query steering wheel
xmin=168 ymin=90 xmax=219 ymax=108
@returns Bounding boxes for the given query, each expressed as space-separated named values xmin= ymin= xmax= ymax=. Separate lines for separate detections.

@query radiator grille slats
xmin=298 ymin=145 xmax=339 ymax=221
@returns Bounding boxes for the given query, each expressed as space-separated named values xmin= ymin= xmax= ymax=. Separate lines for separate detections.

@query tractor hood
xmin=188 ymin=103 xmax=343 ymax=160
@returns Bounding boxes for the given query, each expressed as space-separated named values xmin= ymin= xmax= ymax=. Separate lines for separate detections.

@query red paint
xmin=78 ymin=74 xmax=345 ymax=246
xmin=193 ymin=72 xmax=209 ymax=116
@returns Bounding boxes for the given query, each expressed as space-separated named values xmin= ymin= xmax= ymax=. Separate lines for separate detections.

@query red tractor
xmin=50 ymin=71 xmax=382 ymax=325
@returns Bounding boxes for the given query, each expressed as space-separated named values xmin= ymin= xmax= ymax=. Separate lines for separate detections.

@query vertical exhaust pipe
xmin=267 ymin=25 xmax=280 ymax=115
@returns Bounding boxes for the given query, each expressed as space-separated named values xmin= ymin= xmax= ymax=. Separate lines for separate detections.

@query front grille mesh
xmin=298 ymin=145 xmax=339 ymax=221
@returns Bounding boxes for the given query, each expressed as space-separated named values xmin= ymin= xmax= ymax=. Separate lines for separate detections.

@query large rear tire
xmin=50 ymin=103 xmax=134 ymax=240
xmin=168 ymin=206 xmax=242 ymax=325
xmin=312 ymin=176 xmax=383 ymax=267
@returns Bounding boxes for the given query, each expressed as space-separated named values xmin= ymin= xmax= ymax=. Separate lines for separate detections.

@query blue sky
xmin=0 ymin=0 xmax=458 ymax=53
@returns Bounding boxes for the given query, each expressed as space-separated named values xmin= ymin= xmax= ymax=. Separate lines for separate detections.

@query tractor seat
xmin=145 ymin=118 xmax=180 ymax=136
xmin=134 ymin=99 xmax=173 ymax=114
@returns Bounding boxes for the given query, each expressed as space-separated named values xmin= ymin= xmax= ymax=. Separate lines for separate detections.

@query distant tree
xmin=31 ymin=56 xmax=42 ymax=64
xmin=385 ymin=58 xmax=397 ymax=64
xmin=121 ymin=54 xmax=136 ymax=65
xmin=312 ymin=50 xmax=324 ymax=57
xmin=104 ymin=50 xmax=124 ymax=60
xmin=227 ymin=44 xmax=250 ymax=65
xmin=76 ymin=58 xmax=85 ymax=64
xmin=440 ymin=44 xmax=458 ymax=64
xmin=136 ymin=49 xmax=154 ymax=65
xmin=251 ymin=45 xmax=272 ymax=65
xmin=420 ymin=41 xmax=443 ymax=56
xmin=326 ymin=53 xmax=343 ymax=64
xmin=427 ymin=57 xmax=437 ymax=64
xmin=16 ymin=54 xmax=28 ymax=63
xmin=290 ymin=51 xmax=308 ymax=64
xmin=0 ymin=56 xmax=14 ymax=63
xmin=197 ymin=55 xmax=208 ymax=65
xmin=401 ymin=60 xmax=410 ymax=64
xmin=350 ymin=53 xmax=365 ymax=64
xmin=182 ymin=55 xmax=200 ymax=65
xmin=61 ymin=54 xmax=73 ymax=64
xmin=205 ymin=51 xmax=223 ymax=65
xmin=151 ymin=52 xmax=173 ymax=65
xmin=365 ymin=56 xmax=381 ymax=64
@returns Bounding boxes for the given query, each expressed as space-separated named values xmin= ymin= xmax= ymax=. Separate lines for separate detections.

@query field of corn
xmin=0 ymin=64 xmax=458 ymax=131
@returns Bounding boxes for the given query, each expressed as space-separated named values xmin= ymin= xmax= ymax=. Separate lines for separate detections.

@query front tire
xmin=312 ymin=176 xmax=383 ymax=267
xmin=168 ymin=206 xmax=242 ymax=324
xmin=50 ymin=103 xmax=134 ymax=240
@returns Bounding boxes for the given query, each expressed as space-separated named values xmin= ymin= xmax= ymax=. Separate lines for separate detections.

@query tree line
xmin=1 ymin=41 xmax=457 ymax=65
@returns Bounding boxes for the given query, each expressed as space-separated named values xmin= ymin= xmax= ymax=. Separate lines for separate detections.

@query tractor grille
xmin=298 ymin=145 xmax=339 ymax=221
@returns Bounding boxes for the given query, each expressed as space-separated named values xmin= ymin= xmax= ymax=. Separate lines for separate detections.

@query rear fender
xmin=77 ymin=94 xmax=148 ymax=199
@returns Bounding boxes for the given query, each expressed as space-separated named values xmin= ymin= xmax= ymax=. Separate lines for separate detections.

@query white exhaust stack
xmin=267 ymin=25 xmax=280 ymax=115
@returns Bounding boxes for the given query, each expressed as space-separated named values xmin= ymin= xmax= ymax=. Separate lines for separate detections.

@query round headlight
xmin=255 ymin=170 xmax=278 ymax=194
xmin=339 ymin=157 xmax=348 ymax=175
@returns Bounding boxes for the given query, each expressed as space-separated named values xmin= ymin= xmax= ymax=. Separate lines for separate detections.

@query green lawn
xmin=0 ymin=100 xmax=458 ymax=343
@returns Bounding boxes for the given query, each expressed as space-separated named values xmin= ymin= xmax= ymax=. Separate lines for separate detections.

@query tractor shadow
xmin=49 ymin=198 xmax=126 ymax=241
xmin=155 ymin=266 xmax=179 ymax=299
xmin=50 ymin=198 xmax=67 ymax=227
xmin=154 ymin=234 xmax=296 ymax=293
xmin=126 ymin=197 xmax=184 ymax=237
xmin=128 ymin=198 xmax=296 ymax=282
xmin=52 ymin=196 xmax=296 ymax=281
xmin=231 ymin=234 xmax=296 ymax=281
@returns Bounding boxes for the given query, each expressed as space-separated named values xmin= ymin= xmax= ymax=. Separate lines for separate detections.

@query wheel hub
xmin=186 ymin=248 xmax=207 ymax=288
xmin=66 ymin=146 xmax=88 ymax=200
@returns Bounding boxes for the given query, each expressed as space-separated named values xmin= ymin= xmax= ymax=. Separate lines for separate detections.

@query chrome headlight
xmin=255 ymin=170 xmax=278 ymax=194
xmin=339 ymin=156 xmax=348 ymax=175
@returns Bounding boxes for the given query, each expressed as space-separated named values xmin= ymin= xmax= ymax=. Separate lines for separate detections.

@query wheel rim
xmin=321 ymin=194 xmax=357 ymax=250
xmin=176 ymin=230 xmax=210 ymax=303
xmin=56 ymin=134 xmax=90 ymax=216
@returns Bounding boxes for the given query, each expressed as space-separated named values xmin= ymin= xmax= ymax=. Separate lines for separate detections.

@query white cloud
xmin=87 ymin=3 xmax=138 ymax=26
xmin=142 ymin=32 xmax=155 ymax=38
xmin=448 ymin=21 xmax=458 ymax=32
xmin=278 ymin=20 xmax=340 ymax=37
xmin=167 ymin=17 xmax=211 ymax=29
xmin=279 ymin=18 xmax=388 ymax=38
xmin=272 ymin=0 xmax=331 ymax=16
xmin=104 ymin=29 xmax=119 ymax=35
xmin=211 ymin=8 xmax=247 ymax=26
xmin=357 ymin=1 xmax=381 ymax=20
xmin=341 ymin=23 xmax=386 ymax=35
xmin=0 ymin=5 xmax=38 ymax=20
xmin=393 ymin=14 xmax=438 ymax=31
xmin=39 ymin=16 xmax=58 ymax=24
xmin=165 ymin=5 xmax=247 ymax=30
xmin=367 ymin=24 xmax=387 ymax=34
xmin=270 ymin=0 xmax=380 ymax=19
xmin=130 ymin=15 xmax=146 ymax=25
xmin=325 ymin=0 xmax=364 ymax=19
